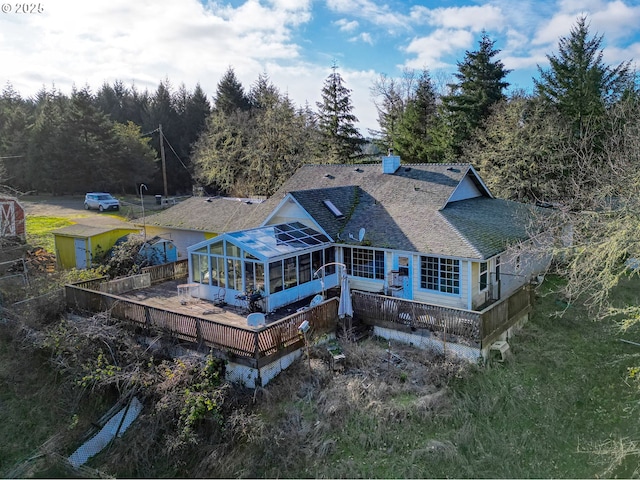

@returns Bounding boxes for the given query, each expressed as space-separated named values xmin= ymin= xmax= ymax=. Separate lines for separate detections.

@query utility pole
xmin=159 ymin=123 xmax=168 ymax=197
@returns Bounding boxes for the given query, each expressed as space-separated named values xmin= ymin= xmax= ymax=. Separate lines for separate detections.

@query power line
xmin=161 ymin=130 xmax=191 ymax=173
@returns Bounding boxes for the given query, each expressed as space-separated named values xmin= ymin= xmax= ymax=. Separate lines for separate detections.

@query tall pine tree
xmin=395 ymin=70 xmax=440 ymax=162
xmin=442 ymin=32 xmax=510 ymax=155
xmin=316 ymin=64 xmax=366 ymax=163
xmin=534 ymin=16 xmax=632 ymax=135
xmin=214 ymin=67 xmax=251 ymax=115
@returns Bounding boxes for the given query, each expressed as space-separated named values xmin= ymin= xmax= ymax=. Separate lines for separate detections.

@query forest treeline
xmin=0 ymin=16 xmax=638 ymax=210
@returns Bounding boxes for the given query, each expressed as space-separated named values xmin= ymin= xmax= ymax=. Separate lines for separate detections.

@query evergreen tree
xmin=146 ymin=79 xmax=186 ymax=194
xmin=467 ymin=94 xmax=570 ymax=202
xmin=442 ymin=32 xmax=511 ymax=154
xmin=395 ymin=70 xmax=440 ymax=162
xmin=369 ymin=73 xmax=406 ymax=154
xmin=179 ymin=83 xmax=211 ymax=158
xmin=110 ymin=121 xmax=158 ymax=192
xmin=64 ymin=86 xmax=123 ymax=192
xmin=245 ymin=78 xmax=310 ymax=195
xmin=191 ymin=109 xmax=250 ymax=195
xmin=534 ymin=16 xmax=632 ymax=135
xmin=27 ymin=88 xmax=71 ymax=194
xmin=214 ymin=67 xmax=251 ymax=115
xmin=316 ymin=64 xmax=366 ymax=163
xmin=0 ymin=83 xmax=33 ymax=191
xmin=192 ymin=74 xmax=316 ymax=196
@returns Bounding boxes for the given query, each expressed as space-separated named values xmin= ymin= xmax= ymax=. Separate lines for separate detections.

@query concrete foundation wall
xmin=373 ymin=326 xmax=482 ymax=363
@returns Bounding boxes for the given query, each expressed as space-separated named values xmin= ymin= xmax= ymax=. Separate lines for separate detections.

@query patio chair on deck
xmin=213 ymin=288 xmax=226 ymax=306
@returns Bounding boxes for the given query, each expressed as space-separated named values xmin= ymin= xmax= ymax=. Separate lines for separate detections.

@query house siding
xmin=448 ymin=175 xmax=483 ymax=202
xmin=0 ymin=197 xmax=26 ymax=240
xmin=144 ymin=226 xmax=210 ymax=259
xmin=412 ymin=256 xmax=469 ymax=310
xmin=54 ymin=235 xmax=77 ymax=269
xmin=265 ymin=197 xmax=322 ymax=232
xmin=54 ymin=228 xmax=139 ymax=269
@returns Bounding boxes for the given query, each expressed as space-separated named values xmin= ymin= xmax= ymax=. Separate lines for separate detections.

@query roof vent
xmin=354 ymin=167 xmax=362 ymax=172
xmin=324 ymin=173 xmax=335 ymax=179
xmin=446 ymin=166 xmax=460 ymax=173
xmin=323 ymin=200 xmax=344 ymax=218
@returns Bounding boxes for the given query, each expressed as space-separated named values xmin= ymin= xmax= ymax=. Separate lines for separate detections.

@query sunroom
xmin=187 ymin=222 xmax=339 ymax=313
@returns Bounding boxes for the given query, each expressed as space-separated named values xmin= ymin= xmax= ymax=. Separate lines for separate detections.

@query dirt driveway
xmin=20 ymin=195 xmax=142 ymax=228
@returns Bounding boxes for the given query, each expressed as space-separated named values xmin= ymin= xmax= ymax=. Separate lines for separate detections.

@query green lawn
xmin=25 ymin=216 xmax=74 ymax=253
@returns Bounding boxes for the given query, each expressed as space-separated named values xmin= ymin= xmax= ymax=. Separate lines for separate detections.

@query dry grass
xmin=182 ymin=338 xmax=472 ymax=478
xmin=3 ymin=275 xmax=640 ymax=478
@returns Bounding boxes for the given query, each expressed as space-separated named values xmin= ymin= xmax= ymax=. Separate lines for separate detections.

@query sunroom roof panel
xmin=227 ymin=222 xmax=331 ymax=259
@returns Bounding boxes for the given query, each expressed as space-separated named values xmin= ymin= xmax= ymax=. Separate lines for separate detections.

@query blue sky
xmin=1 ymin=0 xmax=639 ymax=134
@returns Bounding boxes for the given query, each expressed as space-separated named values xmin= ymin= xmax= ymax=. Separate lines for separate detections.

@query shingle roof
xmin=52 ymin=224 xmax=138 ymax=238
xmin=140 ymin=196 xmax=268 ymax=233
xmin=272 ymin=163 xmax=534 ymax=260
xmin=440 ymin=197 xmax=536 ymax=259
xmin=143 ymin=162 xmax=536 ymax=260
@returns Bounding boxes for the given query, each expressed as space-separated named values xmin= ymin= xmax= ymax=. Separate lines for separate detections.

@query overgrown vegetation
xmin=1 ymin=275 xmax=639 ymax=478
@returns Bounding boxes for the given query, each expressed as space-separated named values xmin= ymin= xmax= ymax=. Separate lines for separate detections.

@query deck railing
xmin=478 ymin=284 xmax=532 ymax=347
xmin=352 ymin=285 xmax=532 ymax=349
xmin=64 ymin=283 xmax=338 ymax=368
xmin=353 ymin=291 xmax=482 ymax=345
xmin=141 ymin=259 xmax=188 ymax=284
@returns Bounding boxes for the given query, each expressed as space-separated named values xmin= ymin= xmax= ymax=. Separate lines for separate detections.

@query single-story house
xmin=0 ymin=196 xmax=26 ymax=242
xmin=186 ymin=155 xmax=549 ymax=314
xmin=53 ymin=225 xmax=140 ymax=269
xmin=136 ymin=196 xmax=267 ymax=259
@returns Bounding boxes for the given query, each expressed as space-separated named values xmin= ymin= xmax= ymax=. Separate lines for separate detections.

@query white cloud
xmin=533 ymin=0 xmax=640 ymax=47
xmin=589 ymin=1 xmax=640 ymax=41
xmin=349 ymin=32 xmax=374 ymax=45
xmin=0 ymin=0 xmax=314 ymax=98
xmin=403 ymin=29 xmax=474 ymax=70
xmin=417 ymin=5 xmax=506 ymax=32
xmin=335 ymin=18 xmax=359 ymax=32
xmin=326 ymin=0 xmax=408 ymax=32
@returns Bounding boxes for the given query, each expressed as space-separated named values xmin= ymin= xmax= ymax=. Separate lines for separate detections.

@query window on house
xmin=420 ymin=256 xmax=460 ymax=294
xmin=344 ymin=247 xmax=384 ymax=279
xmin=244 ymin=260 xmax=264 ymax=291
xmin=325 ymin=247 xmax=336 ymax=275
xmin=228 ymin=258 xmax=242 ymax=291
xmin=269 ymin=260 xmax=283 ymax=294
xmin=284 ymin=256 xmax=297 ymax=289
xmin=211 ymin=256 xmax=225 ymax=287
xmin=298 ymin=253 xmax=311 ymax=284
xmin=479 ymin=262 xmax=488 ymax=291
xmin=191 ymin=253 xmax=207 ymax=284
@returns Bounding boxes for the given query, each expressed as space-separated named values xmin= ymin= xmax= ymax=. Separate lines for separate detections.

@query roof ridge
xmin=436 ymin=210 xmax=483 ymax=259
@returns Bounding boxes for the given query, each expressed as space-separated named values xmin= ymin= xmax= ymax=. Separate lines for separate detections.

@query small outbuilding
xmin=0 ymin=196 xmax=26 ymax=242
xmin=138 ymin=236 xmax=178 ymax=265
xmin=53 ymin=224 xmax=140 ymax=269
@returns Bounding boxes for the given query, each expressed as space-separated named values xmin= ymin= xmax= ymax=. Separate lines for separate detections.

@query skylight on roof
xmin=323 ymin=200 xmax=343 ymax=218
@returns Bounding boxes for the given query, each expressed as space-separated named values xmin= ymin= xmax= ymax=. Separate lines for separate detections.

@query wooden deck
xmin=115 ymin=279 xmax=321 ymax=329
